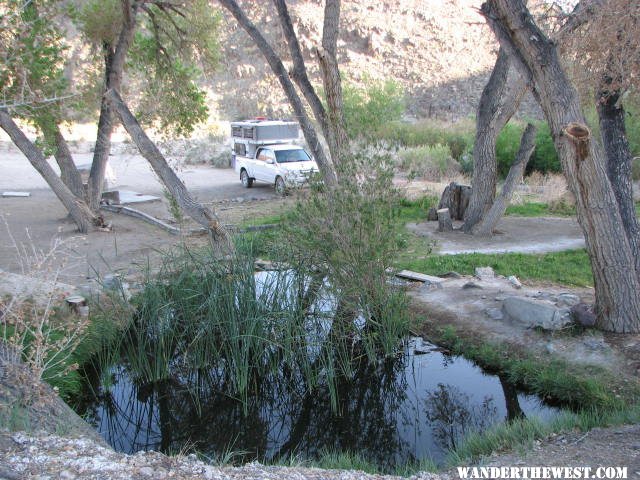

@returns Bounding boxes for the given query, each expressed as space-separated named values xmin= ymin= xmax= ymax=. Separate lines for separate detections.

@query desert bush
xmin=184 ymin=136 xmax=231 ymax=167
xmin=397 ymin=144 xmax=460 ymax=180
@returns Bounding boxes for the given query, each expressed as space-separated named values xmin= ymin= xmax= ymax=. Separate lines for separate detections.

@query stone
xmin=439 ymin=271 xmax=462 ymax=279
xmin=462 ymin=281 xmax=482 ymax=290
xmin=556 ymin=293 xmax=581 ymax=307
xmin=508 ymin=275 xmax=522 ymax=289
xmin=583 ymin=337 xmax=607 ymax=351
xmin=474 ymin=266 xmax=495 ymax=280
xmin=139 ymin=467 xmax=155 ymax=477
xmin=570 ymin=303 xmax=596 ymax=327
xmin=502 ymin=297 xmax=573 ymax=330
xmin=59 ymin=471 xmax=76 ymax=480
xmin=495 ymin=295 xmax=507 ymax=301
xmin=485 ymin=308 xmax=504 ymax=321
xmin=395 ymin=270 xmax=444 ymax=286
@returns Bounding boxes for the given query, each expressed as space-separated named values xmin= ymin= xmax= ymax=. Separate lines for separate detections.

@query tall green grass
xmin=95 ymin=239 xmax=409 ymax=412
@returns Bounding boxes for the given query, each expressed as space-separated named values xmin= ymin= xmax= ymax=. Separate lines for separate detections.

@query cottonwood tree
xmin=218 ymin=0 xmax=348 ymax=186
xmin=481 ymin=0 xmax=640 ymax=333
xmin=1 ymin=0 xmax=227 ymax=240
xmin=563 ymin=0 xmax=640 ymax=275
xmin=463 ymin=0 xmax=603 ymax=234
xmin=0 ymin=0 xmax=100 ymax=232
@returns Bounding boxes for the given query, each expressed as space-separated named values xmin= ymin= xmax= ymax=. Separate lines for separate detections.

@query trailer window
xmin=234 ymin=143 xmax=246 ymax=156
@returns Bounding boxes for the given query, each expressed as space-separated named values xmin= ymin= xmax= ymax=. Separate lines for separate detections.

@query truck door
xmin=254 ymin=148 xmax=277 ymax=182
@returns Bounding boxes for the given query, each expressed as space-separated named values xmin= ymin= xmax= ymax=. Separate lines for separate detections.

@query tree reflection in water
xmin=78 ymin=340 xmax=553 ymax=472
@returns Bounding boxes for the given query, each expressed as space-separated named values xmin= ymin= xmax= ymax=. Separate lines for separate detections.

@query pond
xmin=75 ymin=336 xmax=558 ymax=470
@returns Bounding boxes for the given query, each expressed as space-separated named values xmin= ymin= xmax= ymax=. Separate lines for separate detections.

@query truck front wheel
xmin=275 ymin=176 xmax=286 ymax=196
xmin=240 ymin=169 xmax=253 ymax=188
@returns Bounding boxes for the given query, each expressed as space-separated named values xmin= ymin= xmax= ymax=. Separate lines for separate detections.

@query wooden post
xmin=437 ymin=208 xmax=453 ymax=232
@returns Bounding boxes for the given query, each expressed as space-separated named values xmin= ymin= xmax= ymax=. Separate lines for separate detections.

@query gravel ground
xmin=0 ymin=432 xmax=440 ymax=480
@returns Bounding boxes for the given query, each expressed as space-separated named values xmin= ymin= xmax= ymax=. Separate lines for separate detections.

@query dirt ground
xmin=0 ymin=189 xmax=291 ymax=285
xmin=407 ymin=217 xmax=585 ymax=255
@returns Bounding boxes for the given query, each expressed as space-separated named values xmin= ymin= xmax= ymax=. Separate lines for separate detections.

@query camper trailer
xmin=231 ymin=119 xmax=317 ymax=194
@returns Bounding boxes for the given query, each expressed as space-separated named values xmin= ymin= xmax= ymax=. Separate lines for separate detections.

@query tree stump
xmin=438 ymin=182 xmax=471 ymax=220
xmin=427 ymin=207 xmax=438 ymax=221
xmin=437 ymin=208 xmax=453 ymax=232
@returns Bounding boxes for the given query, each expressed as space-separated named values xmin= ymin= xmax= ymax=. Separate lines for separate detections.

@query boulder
xmin=502 ymin=296 xmax=573 ymax=330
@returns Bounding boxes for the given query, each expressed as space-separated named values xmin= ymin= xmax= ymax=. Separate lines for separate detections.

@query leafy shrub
xmin=343 ymin=79 xmax=405 ymax=138
xmin=397 ymin=144 xmax=460 ymax=180
xmin=529 ymin=122 xmax=561 ymax=174
xmin=496 ymin=121 xmax=561 ymax=177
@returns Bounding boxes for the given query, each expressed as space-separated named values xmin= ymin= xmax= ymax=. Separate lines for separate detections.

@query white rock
xmin=508 ymin=275 xmax=522 ymax=289
xmin=474 ymin=266 xmax=495 ymax=280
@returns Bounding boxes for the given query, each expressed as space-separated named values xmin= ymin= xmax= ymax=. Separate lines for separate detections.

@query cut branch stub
xmin=563 ymin=122 xmax=591 ymax=161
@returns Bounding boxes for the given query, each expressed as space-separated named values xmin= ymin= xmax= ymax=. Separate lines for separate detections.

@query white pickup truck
xmin=231 ymin=119 xmax=318 ymax=194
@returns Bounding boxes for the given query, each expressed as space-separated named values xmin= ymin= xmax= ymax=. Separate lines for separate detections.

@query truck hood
xmin=279 ymin=161 xmax=317 ymax=173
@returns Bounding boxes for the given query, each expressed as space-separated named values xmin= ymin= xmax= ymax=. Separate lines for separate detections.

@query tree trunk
xmin=105 ymin=89 xmax=231 ymax=252
xmin=482 ymin=0 xmax=640 ymax=333
xmin=597 ymin=90 xmax=640 ymax=275
xmin=473 ymin=123 xmax=537 ymax=236
xmin=463 ymin=49 xmax=528 ymax=232
xmin=219 ymin=0 xmax=337 ymax=187
xmin=438 ymin=182 xmax=471 ymax=221
xmin=87 ymin=1 xmax=139 ymax=211
xmin=316 ymin=0 xmax=349 ymax=168
xmin=52 ymin=127 xmax=84 ymax=199
xmin=0 ymin=110 xmax=97 ymax=233
xmin=437 ymin=208 xmax=453 ymax=232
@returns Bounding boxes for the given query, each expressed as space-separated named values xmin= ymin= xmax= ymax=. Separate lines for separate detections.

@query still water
xmin=77 ymin=337 xmax=558 ymax=470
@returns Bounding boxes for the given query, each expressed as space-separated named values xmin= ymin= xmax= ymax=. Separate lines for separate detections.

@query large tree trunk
xmin=87 ymin=1 xmax=139 ymax=211
xmin=105 ymin=89 xmax=231 ymax=252
xmin=316 ymin=0 xmax=349 ymax=168
xmin=482 ymin=0 xmax=640 ymax=333
xmin=597 ymin=90 xmax=640 ymax=275
xmin=463 ymin=49 xmax=527 ymax=232
xmin=473 ymin=123 xmax=537 ymax=236
xmin=0 ymin=111 xmax=97 ymax=233
xmin=219 ymin=0 xmax=337 ymax=187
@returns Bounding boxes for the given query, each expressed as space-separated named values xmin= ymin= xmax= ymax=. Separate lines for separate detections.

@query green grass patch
xmin=505 ymin=201 xmax=576 ymax=217
xmin=448 ymin=405 xmax=640 ymax=466
xmin=397 ymin=249 xmax=593 ymax=287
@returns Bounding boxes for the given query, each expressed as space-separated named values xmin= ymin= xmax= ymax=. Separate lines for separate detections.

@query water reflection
xmin=77 ymin=338 xmax=557 ymax=470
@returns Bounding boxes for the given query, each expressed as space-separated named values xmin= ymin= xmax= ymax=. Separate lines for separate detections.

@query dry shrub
xmin=0 ymin=215 xmax=89 ymax=383
xmin=516 ymin=172 xmax=572 ymax=206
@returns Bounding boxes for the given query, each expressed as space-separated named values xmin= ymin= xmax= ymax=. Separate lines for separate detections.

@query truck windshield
xmin=275 ymin=149 xmax=311 ymax=163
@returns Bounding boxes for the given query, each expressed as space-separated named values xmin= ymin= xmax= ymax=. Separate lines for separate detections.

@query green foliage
xmin=496 ymin=121 xmax=561 ymax=176
xmin=78 ymin=0 xmax=122 ymax=45
xmin=342 ymin=79 xmax=405 ymax=137
xmin=0 ymin=0 xmax=69 ymax=114
xmin=397 ymin=144 xmax=460 ymax=180
xmin=377 ymin=119 xmax=475 ymax=161
xmin=279 ymin=152 xmax=410 ymax=356
xmin=396 ymin=249 xmax=593 ymax=287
